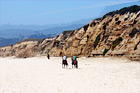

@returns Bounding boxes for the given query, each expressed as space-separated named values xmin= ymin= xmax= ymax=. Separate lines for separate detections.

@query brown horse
xmin=62 ymin=60 xmax=68 ymax=68
xmin=72 ymin=60 xmax=78 ymax=68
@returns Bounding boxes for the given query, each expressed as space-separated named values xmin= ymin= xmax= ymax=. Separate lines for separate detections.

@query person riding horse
xmin=62 ymin=55 xmax=68 ymax=67
xmin=72 ymin=56 xmax=78 ymax=68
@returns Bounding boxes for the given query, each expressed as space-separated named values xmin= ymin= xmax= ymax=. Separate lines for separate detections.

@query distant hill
xmin=0 ymin=24 xmax=84 ymax=46
xmin=0 ymin=24 xmax=68 ymax=31
xmin=0 ymin=29 xmax=35 ymax=39
xmin=37 ymin=24 xmax=84 ymax=35
xmin=0 ymin=38 xmax=20 ymax=47
xmin=0 ymin=24 xmax=84 ymax=38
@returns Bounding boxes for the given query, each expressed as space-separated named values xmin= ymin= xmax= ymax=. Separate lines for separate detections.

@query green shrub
xmin=47 ymin=49 xmax=51 ymax=53
xmin=22 ymin=39 xmax=43 ymax=42
xmin=41 ymin=45 xmax=46 ymax=51
xmin=130 ymin=8 xmax=136 ymax=13
xmin=112 ymin=37 xmax=123 ymax=50
xmin=93 ymin=33 xmax=101 ymax=48
xmin=11 ymin=50 xmax=15 ymax=55
xmin=63 ymin=36 xmax=67 ymax=40
xmin=62 ymin=31 xmax=72 ymax=40
xmin=102 ymin=15 xmax=106 ymax=20
xmin=101 ymin=5 xmax=140 ymax=21
xmin=56 ymin=40 xmax=60 ymax=44
xmin=103 ymin=49 xmax=109 ymax=56
xmin=120 ymin=7 xmax=127 ymax=15
xmin=63 ymin=30 xmax=72 ymax=35
xmin=130 ymin=5 xmax=139 ymax=13
xmin=37 ymin=41 xmax=42 ymax=45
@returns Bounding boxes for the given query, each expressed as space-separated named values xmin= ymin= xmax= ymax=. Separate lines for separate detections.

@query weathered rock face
xmin=49 ymin=5 xmax=140 ymax=61
xmin=49 ymin=31 xmax=72 ymax=56
xmin=0 ymin=5 xmax=140 ymax=61
xmin=0 ymin=38 xmax=55 ymax=58
xmin=0 ymin=40 xmax=39 ymax=57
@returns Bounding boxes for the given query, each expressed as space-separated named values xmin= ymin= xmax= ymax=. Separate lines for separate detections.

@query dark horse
xmin=72 ymin=60 xmax=78 ymax=68
xmin=62 ymin=60 xmax=68 ymax=68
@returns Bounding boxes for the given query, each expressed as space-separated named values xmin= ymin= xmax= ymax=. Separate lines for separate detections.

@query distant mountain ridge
xmin=0 ymin=24 xmax=84 ymax=46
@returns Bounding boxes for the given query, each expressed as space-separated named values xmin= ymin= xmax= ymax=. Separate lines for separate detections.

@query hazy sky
xmin=0 ymin=0 xmax=139 ymax=25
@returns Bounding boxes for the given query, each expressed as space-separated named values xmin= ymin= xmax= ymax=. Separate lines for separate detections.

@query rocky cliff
xmin=0 ymin=5 xmax=140 ymax=61
xmin=50 ymin=5 xmax=140 ymax=61
xmin=0 ymin=38 xmax=54 ymax=58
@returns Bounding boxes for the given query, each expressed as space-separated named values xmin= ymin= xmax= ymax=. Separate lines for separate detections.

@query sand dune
xmin=0 ymin=57 xmax=140 ymax=93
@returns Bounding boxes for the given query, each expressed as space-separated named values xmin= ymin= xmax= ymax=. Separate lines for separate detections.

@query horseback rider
xmin=63 ymin=55 xmax=67 ymax=61
xmin=62 ymin=55 xmax=68 ymax=66
xmin=72 ymin=55 xmax=78 ymax=68
xmin=73 ymin=56 xmax=76 ymax=61
xmin=72 ymin=55 xmax=76 ymax=64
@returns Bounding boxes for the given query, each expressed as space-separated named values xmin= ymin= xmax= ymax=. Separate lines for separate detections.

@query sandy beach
xmin=0 ymin=56 xmax=140 ymax=93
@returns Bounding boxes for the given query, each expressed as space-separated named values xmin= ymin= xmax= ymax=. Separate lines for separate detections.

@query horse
xmin=72 ymin=60 xmax=78 ymax=68
xmin=62 ymin=60 xmax=68 ymax=68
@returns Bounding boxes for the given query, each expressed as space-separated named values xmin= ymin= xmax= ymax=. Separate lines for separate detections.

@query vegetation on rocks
xmin=21 ymin=39 xmax=43 ymax=42
xmin=102 ymin=5 xmax=140 ymax=20
xmin=41 ymin=45 xmax=46 ymax=51
xmin=112 ymin=37 xmax=123 ymax=50
xmin=37 ymin=39 xmax=44 ymax=45
xmin=103 ymin=49 xmax=109 ymax=56
xmin=47 ymin=49 xmax=51 ymax=54
xmin=62 ymin=31 xmax=72 ymax=35
xmin=94 ymin=33 xmax=101 ymax=48
xmin=57 ymin=31 xmax=73 ymax=40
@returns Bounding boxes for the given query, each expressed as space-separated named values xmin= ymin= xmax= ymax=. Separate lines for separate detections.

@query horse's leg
xmin=62 ymin=62 xmax=64 ymax=68
xmin=76 ymin=62 xmax=78 ymax=68
xmin=72 ymin=63 xmax=73 ymax=68
xmin=63 ymin=60 xmax=65 ymax=68
xmin=62 ymin=61 xmax=63 ymax=68
xmin=65 ymin=61 xmax=68 ymax=67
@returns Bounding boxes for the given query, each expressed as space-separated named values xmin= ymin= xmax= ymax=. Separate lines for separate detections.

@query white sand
xmin=0 ymin=56 xmax=140 ymax=93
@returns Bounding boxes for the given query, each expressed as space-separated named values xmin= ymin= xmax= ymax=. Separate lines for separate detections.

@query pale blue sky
xmin=0 ymin=0 xmax=139 ymax=25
